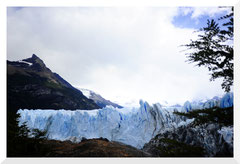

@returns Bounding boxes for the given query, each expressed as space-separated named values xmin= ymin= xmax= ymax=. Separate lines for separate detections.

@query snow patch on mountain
xmin=18 ymin=60 xmax=33 ymax=66
xmin=79 ymin=88 xmax=91 ymax=99
xmin=78 ymin=88 xmax=123 ymax=108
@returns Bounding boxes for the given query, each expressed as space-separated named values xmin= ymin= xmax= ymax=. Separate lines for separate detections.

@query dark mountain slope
xmin=7 ymin=54 xmax=100 ymax=112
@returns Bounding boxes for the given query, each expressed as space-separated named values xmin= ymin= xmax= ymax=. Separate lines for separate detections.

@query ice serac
xmin=17 ymin=93 xmax=233 ymax=149
xmin=182 ymin=92 xmax=233 ymax=112
xmin=220 ymin=92 xmax=233 ymax=108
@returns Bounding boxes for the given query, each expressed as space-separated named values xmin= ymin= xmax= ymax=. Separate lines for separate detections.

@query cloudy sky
xmin=7 ymin=7 xmax=231 ymax=106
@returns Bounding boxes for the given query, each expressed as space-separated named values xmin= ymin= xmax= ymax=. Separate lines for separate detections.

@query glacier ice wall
xmin=18 ymin=100 xmax=188 ymax=148
xmin=17 ymin=93 xmax=233 ymax=149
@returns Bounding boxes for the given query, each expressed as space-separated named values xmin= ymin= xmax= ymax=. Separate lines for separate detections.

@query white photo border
xmin=0 ymin=0 xmax=239 ymax=164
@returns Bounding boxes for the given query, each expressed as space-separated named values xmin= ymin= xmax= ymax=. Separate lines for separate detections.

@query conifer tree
xmin=184 ymin=7 xmax=233 ymax=92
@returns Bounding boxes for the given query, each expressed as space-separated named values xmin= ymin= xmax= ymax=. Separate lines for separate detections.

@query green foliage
xmin=44 ymin=80 xmax=62 ymax=89
xmin=156 ymin=138 xmax=205 ymax=157
xmin=18 ymin=122 xmax=30 ymax=138
xmin=174 ymin=106 xmax=233 ymax=127
xmin=31 ymin=129 xmax=48 ymax=140
xmin=7 ymin=112 xmax=50 ymax=157
xmin=184 ymin=7 xmax=233 ymax=92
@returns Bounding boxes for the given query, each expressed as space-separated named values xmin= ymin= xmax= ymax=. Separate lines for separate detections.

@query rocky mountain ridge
xmin=7 ymin=54 xmax=100 ymax=112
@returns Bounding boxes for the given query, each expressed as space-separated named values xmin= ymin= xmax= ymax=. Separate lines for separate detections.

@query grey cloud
xmin=7 ymin=7 xmax=225 ymax=105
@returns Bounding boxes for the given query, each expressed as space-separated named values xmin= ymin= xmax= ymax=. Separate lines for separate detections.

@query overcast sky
xmin=7 ymin=7 xmax=231 ymax=106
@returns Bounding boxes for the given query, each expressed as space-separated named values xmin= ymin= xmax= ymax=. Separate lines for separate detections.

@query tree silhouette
xmin=184 ymin=7 xmax=233 ymax=92
xmin=7 ymin=112 xmax=49 ymax=157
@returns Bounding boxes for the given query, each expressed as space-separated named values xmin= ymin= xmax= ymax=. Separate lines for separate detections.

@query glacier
xmin=182 ymin=92 xmax=233 ymax=112
xmin=17 ymin=92 xmax=233 ymax=149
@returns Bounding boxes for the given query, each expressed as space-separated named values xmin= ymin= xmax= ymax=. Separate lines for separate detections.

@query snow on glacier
xmin=17 ymin=92 xmax=233 ymax=149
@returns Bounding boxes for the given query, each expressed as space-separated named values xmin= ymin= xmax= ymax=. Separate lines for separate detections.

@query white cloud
xmin=7 ymin=7 xmax=225 ymax=106
xmin=191 ymin=7 xmax=230 ymax=19
xmin=178 ymin=7 xmax=231 ymax=19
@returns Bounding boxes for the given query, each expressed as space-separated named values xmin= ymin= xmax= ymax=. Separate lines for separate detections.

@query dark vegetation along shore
xmin=7 ymin=106 xmax=233 ymax=157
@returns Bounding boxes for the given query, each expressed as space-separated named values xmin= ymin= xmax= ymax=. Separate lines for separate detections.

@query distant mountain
xmin=78 ymin=88 xmax=123 ymax=108
xmin=7 ymin=54 xmax=100 ymax=112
